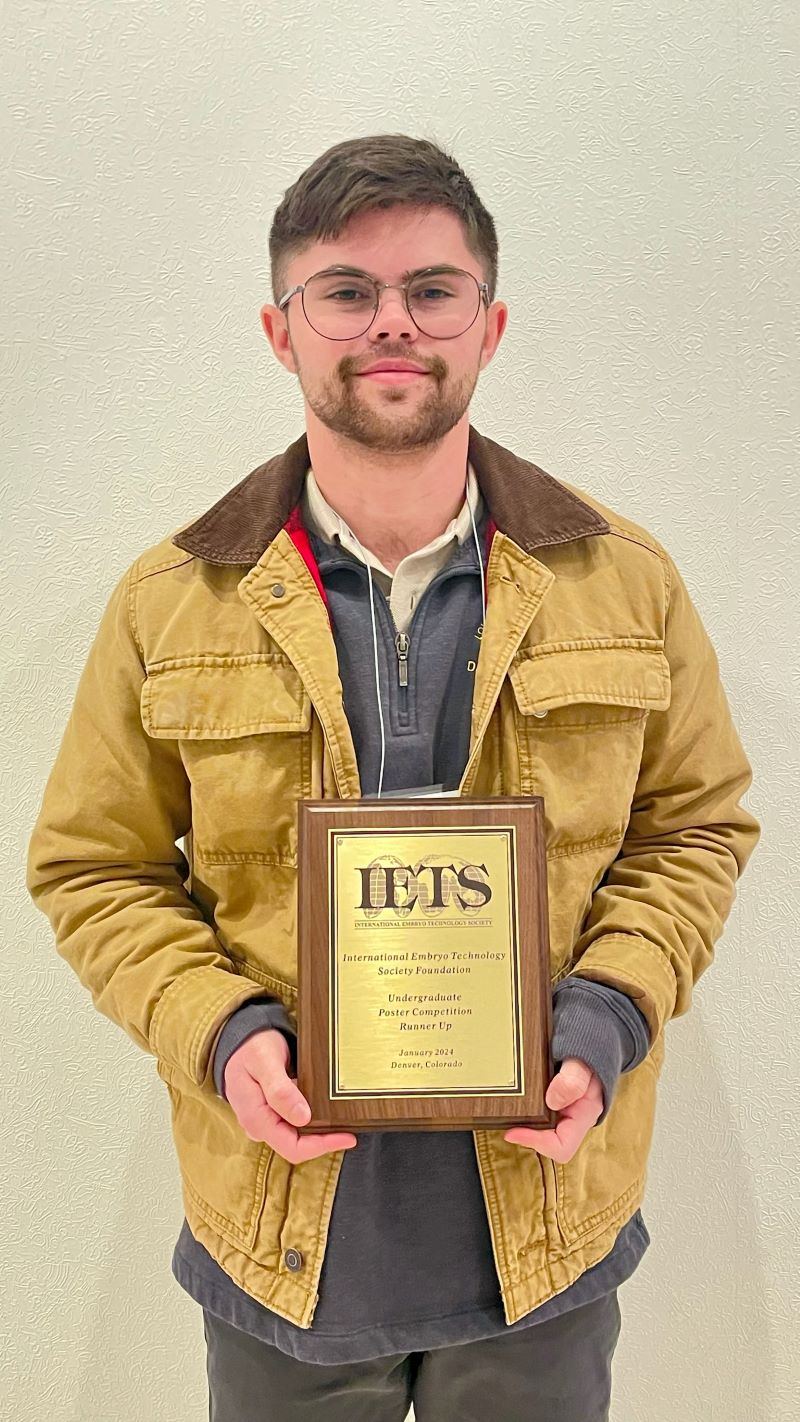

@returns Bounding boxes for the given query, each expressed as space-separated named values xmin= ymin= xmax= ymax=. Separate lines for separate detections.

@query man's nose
xmin=369 ymin=287 xmax=417 ymax=338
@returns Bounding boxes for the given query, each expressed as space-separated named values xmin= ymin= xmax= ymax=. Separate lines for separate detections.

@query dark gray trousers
xmin=203 ymin=1289 xmax=622 ymax=1421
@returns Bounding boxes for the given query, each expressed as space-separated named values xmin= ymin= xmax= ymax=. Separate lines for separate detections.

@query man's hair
xmin=268 ymin=133 xmax=499 ymax=309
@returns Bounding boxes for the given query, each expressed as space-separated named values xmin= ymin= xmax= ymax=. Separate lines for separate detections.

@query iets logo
xmin=355 ymin=856 xmax=492 ymax=918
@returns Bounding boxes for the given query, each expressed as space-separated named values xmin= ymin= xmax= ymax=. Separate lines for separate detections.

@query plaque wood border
xmin=296 ymin=797 xmax=558 ymax=1132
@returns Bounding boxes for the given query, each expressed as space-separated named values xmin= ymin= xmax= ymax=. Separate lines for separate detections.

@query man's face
xmin=260 ymin=205 xmax=508 ymax=453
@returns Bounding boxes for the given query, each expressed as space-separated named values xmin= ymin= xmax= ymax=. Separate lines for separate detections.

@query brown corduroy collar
xmin=171 ymin=423 xmax=610 ymax=566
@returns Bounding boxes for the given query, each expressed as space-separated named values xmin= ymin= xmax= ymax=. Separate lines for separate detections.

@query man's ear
xmin=260 ymin=302 xmax=298 ymax=375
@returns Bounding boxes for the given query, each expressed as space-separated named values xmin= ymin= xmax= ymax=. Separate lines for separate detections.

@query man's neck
xmin=305 ymin=420 xmax=471 ymax=574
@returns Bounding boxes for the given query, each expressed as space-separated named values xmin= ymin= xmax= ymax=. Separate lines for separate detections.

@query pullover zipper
xmin=395 ymin=631 xmax=409 ymax=686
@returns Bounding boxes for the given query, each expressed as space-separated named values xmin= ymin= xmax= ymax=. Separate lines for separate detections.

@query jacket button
xmin=271 ymin=583 xmax=286 ymax=598
xmin=284 ymin=1247 xmax=304 ymax=1272
xmin=532 ymin=708 xmax=548 ymax=718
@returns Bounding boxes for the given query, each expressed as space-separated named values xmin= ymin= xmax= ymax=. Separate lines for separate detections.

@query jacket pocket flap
xmin=508 ymin=645 xmax=671 ymax=714
xmin=141 ymin=657 xmax=312 ymax=738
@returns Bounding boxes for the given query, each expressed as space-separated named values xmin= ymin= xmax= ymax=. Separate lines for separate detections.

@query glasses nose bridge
xmin=370 ymin=278 xmax=414 ymax=326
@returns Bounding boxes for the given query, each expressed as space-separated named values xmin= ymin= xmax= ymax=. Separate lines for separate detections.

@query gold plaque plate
xmin=297 ymin=797 xmax=557 ymax=1131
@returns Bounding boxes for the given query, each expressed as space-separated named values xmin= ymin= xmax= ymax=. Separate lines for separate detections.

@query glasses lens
xmin=407 ymin=270 xmax=480 ymax=336
xmin=303 ymin=270 xmax=480 ymax=339
xmin=303 ymin=273 xmax=377 ymax=339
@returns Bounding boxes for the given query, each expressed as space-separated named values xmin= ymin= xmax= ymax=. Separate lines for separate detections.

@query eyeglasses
xmin=277 ymin=265 xmax=490 ymax=340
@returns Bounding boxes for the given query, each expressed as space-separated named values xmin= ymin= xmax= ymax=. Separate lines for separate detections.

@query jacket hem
xmin=182 ymin=1170 xmax=647 ymax=1331
xmin=501 ymin=1183 xmax=645 ymax=1324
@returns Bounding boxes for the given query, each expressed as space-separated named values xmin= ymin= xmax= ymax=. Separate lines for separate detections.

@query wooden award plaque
xmin=296 ymin=796 xmax=558 ymax=1132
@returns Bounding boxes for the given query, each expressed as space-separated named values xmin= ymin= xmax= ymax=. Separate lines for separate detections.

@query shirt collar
xmin=301 ymin=461 xmax=483 ymax=576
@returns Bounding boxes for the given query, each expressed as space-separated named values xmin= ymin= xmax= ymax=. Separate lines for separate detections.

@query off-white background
xmin=3 ymin=3 xmax=797 ymax=1419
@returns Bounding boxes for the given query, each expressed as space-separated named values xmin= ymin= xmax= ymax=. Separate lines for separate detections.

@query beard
xmin=294 ymin=353 xmax=480 ymax=453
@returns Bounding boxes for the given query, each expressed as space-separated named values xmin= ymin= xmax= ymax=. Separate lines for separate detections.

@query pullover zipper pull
xmin=395 ymin=631 xmax=409 ymax=687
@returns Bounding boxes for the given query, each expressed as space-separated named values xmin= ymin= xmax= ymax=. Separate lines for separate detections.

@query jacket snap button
xmin=271 ymin=583 xmax=286 ymax=598
xmin=532 ymin=709 xmax=548 ymax=718
xmin=284 ymin=1247 xmax=304 ymax=1272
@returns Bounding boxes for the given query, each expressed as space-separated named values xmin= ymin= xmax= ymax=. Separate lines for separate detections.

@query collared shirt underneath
xmin=300 ymin=461 xmax=484 ymax=634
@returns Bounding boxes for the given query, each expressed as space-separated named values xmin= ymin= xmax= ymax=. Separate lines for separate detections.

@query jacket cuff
xmin=551 ymin=978 xmax=651 ymax=1125
xmin=211 ymin=998 xmax=298 ymax=1101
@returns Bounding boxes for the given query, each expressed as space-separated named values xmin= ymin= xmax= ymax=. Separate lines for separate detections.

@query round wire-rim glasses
xmin=276 ymin=265 xmax=491 ymax=340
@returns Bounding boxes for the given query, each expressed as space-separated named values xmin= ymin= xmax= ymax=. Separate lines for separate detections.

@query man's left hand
xmin=503 ymin=1058 xmax=604 ymax=1162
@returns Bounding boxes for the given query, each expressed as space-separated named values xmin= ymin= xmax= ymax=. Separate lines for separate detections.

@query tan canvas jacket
xmin=26 ymin=424 xmax=761 ymax=1327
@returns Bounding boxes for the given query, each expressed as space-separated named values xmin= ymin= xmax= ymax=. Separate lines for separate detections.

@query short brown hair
xmin=268 ymin=133 xmax=499 ymax=308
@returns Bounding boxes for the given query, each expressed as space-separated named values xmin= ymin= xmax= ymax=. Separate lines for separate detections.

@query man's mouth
xmin=356 ymin=370 xmax=430 ymax=383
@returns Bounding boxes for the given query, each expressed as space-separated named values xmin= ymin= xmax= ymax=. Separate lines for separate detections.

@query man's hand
xmin=223 ymin=1028 xmax=358 ymax=1164
xmin=503 ymin=1058 xmax=604 ymax=1162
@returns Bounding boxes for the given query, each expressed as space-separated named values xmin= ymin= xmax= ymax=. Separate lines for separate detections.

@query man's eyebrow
xmin=310 ymin=263 xmax=462 ymax=281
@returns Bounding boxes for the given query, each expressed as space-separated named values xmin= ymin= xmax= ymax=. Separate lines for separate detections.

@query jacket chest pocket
xmin=141 ymin=656 xmax=312 ymax=864
xmin=507 ymin=644 xmax=671 ymax=850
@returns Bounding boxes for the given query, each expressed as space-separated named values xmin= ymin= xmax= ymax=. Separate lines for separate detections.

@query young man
xmin=26 ymin=135 xmax=760 ymax=1422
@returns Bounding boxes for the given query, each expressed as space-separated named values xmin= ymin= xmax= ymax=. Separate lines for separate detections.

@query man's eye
xmin=327 ymin=288 xmax=371 ymax=302
xmin=414 ymin=288 xmax=454 ymax=301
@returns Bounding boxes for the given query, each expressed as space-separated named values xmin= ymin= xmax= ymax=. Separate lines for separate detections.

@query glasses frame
xmin=276 ymin=265 xmax=491 ymax=340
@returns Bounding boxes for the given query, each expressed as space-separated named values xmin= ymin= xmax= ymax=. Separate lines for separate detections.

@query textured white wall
xmin=4 ymin=2 xmax=797 ymax=1419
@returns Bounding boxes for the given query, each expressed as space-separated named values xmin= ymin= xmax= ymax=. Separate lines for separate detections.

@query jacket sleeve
xmin=563 ymin=548 xmax=761 ymax=1049
xmin=25 ymin=562 xmax=275 ymax=1091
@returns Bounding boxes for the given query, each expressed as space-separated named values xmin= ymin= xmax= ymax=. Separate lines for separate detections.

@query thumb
xmin=284 ymin=1089 xmax=312 ymax=1128
xmin=546 ymin=1058 xmax=592 ymax=1110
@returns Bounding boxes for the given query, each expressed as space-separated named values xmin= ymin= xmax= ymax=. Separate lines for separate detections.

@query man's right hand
xmin=223 ymin=1028 xmax=358 ymax=1164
